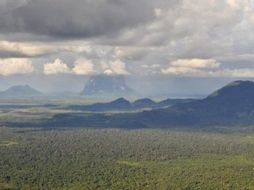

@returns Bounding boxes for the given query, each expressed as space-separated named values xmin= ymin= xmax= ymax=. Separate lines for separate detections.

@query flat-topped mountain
xmin=81 ymin=75 xmax=133 ymax=97
xmin=0 ymin=85 xmax=43 ymax=97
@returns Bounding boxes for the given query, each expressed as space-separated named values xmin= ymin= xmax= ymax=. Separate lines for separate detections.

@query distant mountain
xmin=81 ymin=75 xmax=133 ymax=97
xmin=19 ymin=80 xmax=254 ymax=128
xmin=0 ymin=85 xmax=43 ymax=97
xmin=157 ymin=98 xmax=196 ymax=108
xmin=137 ymin=80 xmax=254 ymax=127
xmin=69 ymin=97 xmax=196 ymax=112
xmin=177 ymin=80 xmax=254 ymax=116
xmin=70 ymin=98 xmax=132 ymax=112
xmin=132 ymin=98 xmax=157 ymax=109
xmin=66 ymin=80 xmax=254 ymax=128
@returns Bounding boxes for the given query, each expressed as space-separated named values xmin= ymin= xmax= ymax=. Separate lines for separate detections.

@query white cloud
xmin=0 ymin=41 xmax=57 ymax=57
xmin=44 ymin=59 xmax=70 ymax=75
xmin=162 ymin=66 xmax=202 ymax=76
xmin=162 ymin=58 xmax=254 ymax=78
xmin=2 ymin=0 xmax=254 ymax=79
xmin=154 ymin=8 xmax=163 ymax=17
xmin=42 ymin=56 xmax=129 ymax=76
xmin=0 ymin=58 xmax=34 ymax=76
xmin=100 ymin=59 xmax=129 ymax=75
xmin=103 ymin=69 xmax=114 ymax=75
xmin=142 ymin=64 xmax=161 ymax=68
xmin=72 ymin=58 xmax=95 ymax=75
xmin=162 ymin=59 xmax=220 ymax=76
xmin=170 ymin=59 xmax=220 ymax=69
xmin=106 ymin=60 xmax=129 ymax=75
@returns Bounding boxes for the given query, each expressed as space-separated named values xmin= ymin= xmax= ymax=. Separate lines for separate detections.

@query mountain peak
xmin=0 ymin=85 xmax=42 ymax=97
xmin=133 ymin=98 xmax=156 ymax=108
xmin=11 ymin=85 xmax=33 ymax=90
xmin=133 ymin=80 xmax=254 ymax=127
xmin=208 ymin=80 xmax=254 ymax=98
xmin=110 ymin=98 xmax=131 ymax=105
xmin=225 ymin=80 xmax=253 ymax=88
xmin=133 ymin=98 xmax=155 ymax=104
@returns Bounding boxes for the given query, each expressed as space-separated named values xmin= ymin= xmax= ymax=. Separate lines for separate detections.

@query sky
xmin=0 ymin=0 xmax=254 ymax=97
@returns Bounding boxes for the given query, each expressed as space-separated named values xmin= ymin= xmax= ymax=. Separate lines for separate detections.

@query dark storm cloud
xmin=0 ymin=0 xmax=159 ymax=39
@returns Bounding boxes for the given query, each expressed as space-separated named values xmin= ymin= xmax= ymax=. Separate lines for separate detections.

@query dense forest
xmin=1 ymin=127 xmax=254 ymax=189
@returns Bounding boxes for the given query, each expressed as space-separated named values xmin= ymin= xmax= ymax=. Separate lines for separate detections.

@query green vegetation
xmin=117 ymin=160 xmax=141 ymax=167
xmin=0 ymin=141 xmax=18 ymax=147
xmin=1 ymin=127 xmax=254 ymax=189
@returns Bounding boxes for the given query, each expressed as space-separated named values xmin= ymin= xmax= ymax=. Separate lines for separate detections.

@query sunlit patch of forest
xmin=1 ymin=127 xmax=254 ymax=189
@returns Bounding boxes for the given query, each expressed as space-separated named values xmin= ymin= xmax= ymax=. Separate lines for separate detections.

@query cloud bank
xmin=162 ymin=58 xmax=254 ymax=78
xmin=1 ymin=0 xmax=254 ymax=80
xmin=0 ymin=58 xmax=34 ymax=76
xmin=0 ymin=0 xmax=157 ymax=39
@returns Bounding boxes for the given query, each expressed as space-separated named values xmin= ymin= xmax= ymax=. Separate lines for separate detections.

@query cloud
xmin=1 ymin=0 xmax=254 ymax=80
xmin=162 ymin=59 xmax=220 ymax=76
xmin=42 ymin=55 xmax=129 ymax=76
xmin=103 ymin=59 xmax=129 ymax=75
xmin=154 ymin=8 xmax=163 ymax=17
xmin=0 ymin=0 xmax=156 ymax=39
xmin=216 ymin=68 xmax=254 ymax=78
xmin=113 ymin=46 xmax=153 ymax=61
xmin=162 ymin=58 xmax=254 ymax=78
xmin=0 ymin=40 xmax=58 ymax=58
xmin=170 ymin=59 xmax=220 ymax=69
xmin=44 ymin=58 xmax=70 ymax=75
xmin=102 ymin=0 xmax=253 ymax=60
xmin=162 ymin=66 xmax=204 ymax=76
xmin=0 ymin=58 xmax=34 ymax=76
xmin=72 ymin=58 xmax=95 ymax=75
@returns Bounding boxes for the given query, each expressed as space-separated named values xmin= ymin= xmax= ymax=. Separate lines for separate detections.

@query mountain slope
xmin=0 ymin=85 xmax=43 ymax=97
xmin=177 ymin=80 xmax=254 ymax=117
xmin=157 ymin=98 xmax=196 ymax=108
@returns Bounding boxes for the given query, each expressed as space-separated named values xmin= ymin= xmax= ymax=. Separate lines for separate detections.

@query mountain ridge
xmin=68 ymin=97 xmax=195 ymax=112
